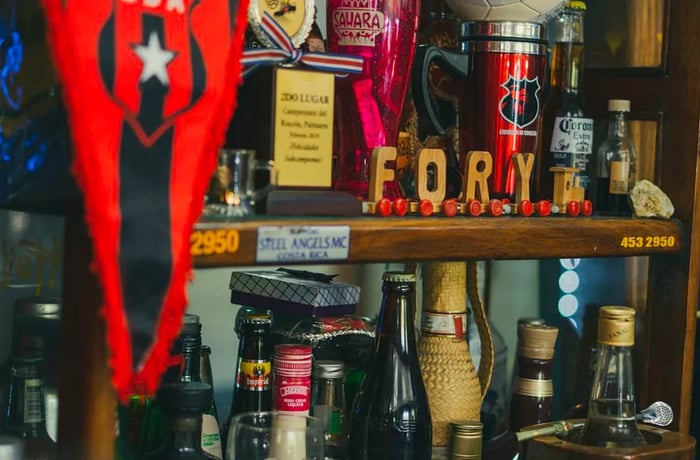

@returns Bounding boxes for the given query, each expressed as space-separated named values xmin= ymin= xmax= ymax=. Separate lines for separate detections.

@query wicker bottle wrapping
xmin=418 ymin=261 xmax=494 ymax=449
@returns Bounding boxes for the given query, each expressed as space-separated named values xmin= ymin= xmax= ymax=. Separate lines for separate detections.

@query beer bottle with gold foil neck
xmin=509 ymin=323 xmax=558 ymax=432
xmin=578 ymin=306 xmax=646 ymax=447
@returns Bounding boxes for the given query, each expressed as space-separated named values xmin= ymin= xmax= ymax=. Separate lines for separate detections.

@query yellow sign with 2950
xmin=190 ymin=229 xmax=240 ymax=256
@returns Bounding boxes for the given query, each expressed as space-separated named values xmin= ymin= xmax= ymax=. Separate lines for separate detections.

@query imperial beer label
xmin=549 ymin=116 xmax=594 ymax=189
xmin=331 ymin=0 xmax=385 ymax=46
xmin=237 ymin=359 xmax=271 ymax=391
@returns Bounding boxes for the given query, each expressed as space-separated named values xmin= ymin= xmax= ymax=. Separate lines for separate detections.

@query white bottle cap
xmin=608 ymin=99 xmax=631 ymax=112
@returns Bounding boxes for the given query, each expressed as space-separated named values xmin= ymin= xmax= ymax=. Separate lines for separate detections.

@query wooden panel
xmin=192 ymin=217 xmax=683 ymax=267
xmin=57 ymin=214 xmax=115 ymax=460
xmin=585 ymin=0 xmax=700 ymax=434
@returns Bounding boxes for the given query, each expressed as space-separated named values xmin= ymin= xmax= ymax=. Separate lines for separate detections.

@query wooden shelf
xmin=192 ymin=216 xmax=683 ymax=267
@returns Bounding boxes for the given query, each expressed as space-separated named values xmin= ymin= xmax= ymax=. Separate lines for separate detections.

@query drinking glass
xmin=202 ymin=149 xmax=275 ymax=219
xmin=226 ymin=411 xmax=324 ymax=460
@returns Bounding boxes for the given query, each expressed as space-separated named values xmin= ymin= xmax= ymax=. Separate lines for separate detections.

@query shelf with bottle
xmin=191 ymin=216 xmax=682 ymax=267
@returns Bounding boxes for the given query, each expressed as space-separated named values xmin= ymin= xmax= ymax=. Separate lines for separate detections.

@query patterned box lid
xmin=229 ymin=270 xmax=360 ymax=315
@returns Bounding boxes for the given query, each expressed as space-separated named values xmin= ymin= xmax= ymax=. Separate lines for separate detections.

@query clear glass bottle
xmin=578 ymin=306 xmax=646 ymax=447
xmin=594 ymin=100 xmax=637 ymax=215
xmin=537 ymin=0 xmax=594 ymax=199
xmin=348 ymin=272 xmax=431 ymax=459
xmin=143 ymin=383 xmax=218 ymax=460
xmin=311 ymin=360 xmax=347 ymax=460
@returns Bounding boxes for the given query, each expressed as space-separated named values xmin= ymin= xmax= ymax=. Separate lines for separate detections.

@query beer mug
xmin=413 ymin=22 xmax=548 ymax=200
xmin=203 ymin=149 xmax=275 ymax=218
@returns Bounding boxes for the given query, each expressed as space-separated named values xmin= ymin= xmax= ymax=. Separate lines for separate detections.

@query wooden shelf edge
xmin=192 ymin=216 xmax=684 ymax=268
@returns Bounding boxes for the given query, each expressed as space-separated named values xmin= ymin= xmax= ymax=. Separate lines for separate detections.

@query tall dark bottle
xmin=578 ymin=306 xmax=646 ymax=447
xmin=143 ymin=383 xmax=218 ymax=459
xmin=223 ymin=314 xmax=273 ymax=441
xmin=536 ymin=0 xmax=594 ymax=199
xmin=348 ymin=272 xmax=431 ymax=460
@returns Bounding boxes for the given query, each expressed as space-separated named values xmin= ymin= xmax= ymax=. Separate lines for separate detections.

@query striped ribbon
xmin=241 ymin=12 xmax=363 ymax=78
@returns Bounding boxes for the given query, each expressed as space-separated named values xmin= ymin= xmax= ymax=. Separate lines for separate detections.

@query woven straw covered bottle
xmin=418 ymin=261 xmax=494 ymax=453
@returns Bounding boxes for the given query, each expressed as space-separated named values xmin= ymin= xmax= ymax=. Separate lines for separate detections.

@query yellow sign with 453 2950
xmin=190 ymin=229 xmax=240 ymax=256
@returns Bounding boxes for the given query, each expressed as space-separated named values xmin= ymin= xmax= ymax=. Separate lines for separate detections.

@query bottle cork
xmin=517 ymin=323 xmax=559 ymax=360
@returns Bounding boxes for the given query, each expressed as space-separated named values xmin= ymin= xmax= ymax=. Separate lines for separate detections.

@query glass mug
xmin=203 ymin=149 xmax=275 ymax=218
xmin=226 ymin=411 xmax=324 ymax=460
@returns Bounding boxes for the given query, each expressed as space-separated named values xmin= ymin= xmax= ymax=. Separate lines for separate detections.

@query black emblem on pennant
xmin=499 ymin=75 xmax=541 ymax=129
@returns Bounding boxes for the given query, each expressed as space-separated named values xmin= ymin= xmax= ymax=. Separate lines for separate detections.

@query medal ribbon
xmin=241 ymin=12 xmax=363 ymax=78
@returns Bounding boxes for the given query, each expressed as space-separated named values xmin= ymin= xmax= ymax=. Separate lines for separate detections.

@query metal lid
xmin=0 ymin=435 xmax=24 ymax=458
xmin=608 ymin=99 xmax=631 ymax=112
xmin=382 ymin=272 xmax=416 ymax=283
xmin=567 ymin=0 xmax=587 ymax=11
xmin=448 ymin=421 xmax=482 ymax=459
xmin=313 ymin=360 xmax=345 ymax=379
xmin=13 ymin=297 xmax=61 ymax=319
xmin=461 ymin=21 xmax=547 ymax=43
xmin=598 ymin=306 xmax=636 ymax=347
xmin=517 ymin=317 xmax=545 ymax=326
xmin=183 ymin=313 xmax=200 ymax=325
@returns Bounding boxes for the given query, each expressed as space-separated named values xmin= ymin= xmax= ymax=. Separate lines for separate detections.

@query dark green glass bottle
xmin=143 ymin=383 xmax=218 ymax=459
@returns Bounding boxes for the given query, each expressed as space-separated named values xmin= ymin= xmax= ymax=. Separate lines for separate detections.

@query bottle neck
xmin=588 ymin=344 xmax=637 ymax=414
xmin=607 ymin=111 xmax=629 ymax=140
xmin=550 ymin=10 xmax=585 ymax=94
xmin=181 ymin=342 xmax=202 ymax=383
xmin=510 ymin=356 xmax=554 ymax=432
xmin=163 ymin=415 xmax=204 ymax=454
xmin=377 ymin=285 xmax=417 ymax=356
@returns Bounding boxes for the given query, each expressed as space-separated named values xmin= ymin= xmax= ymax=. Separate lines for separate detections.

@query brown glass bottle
xmin=536 ymin=1 xmax=594 ymax=200
xmin=348 ymin=272 xmax=431 ymax=460
xmin=509 ymin=323 xmax=558 ymax=432
xmin=483 ymin=322 xmax=558 ymax=460
xmin=223 ymin=314 xmax=273 ymax=441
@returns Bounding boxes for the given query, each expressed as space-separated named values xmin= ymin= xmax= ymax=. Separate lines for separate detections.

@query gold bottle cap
xmin=448 ymin=421 xmax=482 ymax=459
xmin=567 ymin=0 xmax=587 ymax=11
xmin=518 ymin=323 xmax=559 ymax=360
xmin=598 ymin=306 xmax=636 ymax=346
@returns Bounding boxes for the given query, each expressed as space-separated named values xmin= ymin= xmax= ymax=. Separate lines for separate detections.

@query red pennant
xmin=40 ymin=0 xmax=250 ymax=401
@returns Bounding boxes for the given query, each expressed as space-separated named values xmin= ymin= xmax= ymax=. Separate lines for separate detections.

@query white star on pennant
xmin=133 ymin=32 xmax=176 ymax=86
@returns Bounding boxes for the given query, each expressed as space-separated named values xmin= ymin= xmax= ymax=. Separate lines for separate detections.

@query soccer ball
xmin=445 ymin=0 xmax=567 ymax=23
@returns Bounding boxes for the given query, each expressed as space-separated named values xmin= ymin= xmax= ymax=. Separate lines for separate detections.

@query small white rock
xmin=629 ymin=180 xmax=674 ymax=219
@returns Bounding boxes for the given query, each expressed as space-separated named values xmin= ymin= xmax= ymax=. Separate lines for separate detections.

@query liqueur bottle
xmin=2 ymin=353 xmax=56 ymax=460
xmin=143 ymin=383 xmax=218 ymax=460
xmin=537 ymin=0 xmax=594 ymax=199
xmin=509 ymin=323 xmax=559 ymax=432
xmin=348 ymin=272 xmax=431 ymax=460
xmin=578 ymin=306 xmax=647 ymax=447
xmin=483 ymin=322 xmax=558 ymax=460
xmin=594 ymin=100 xmax=637 ymax=215
xmin=0 ymin=297 xmax=61 ymax=443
